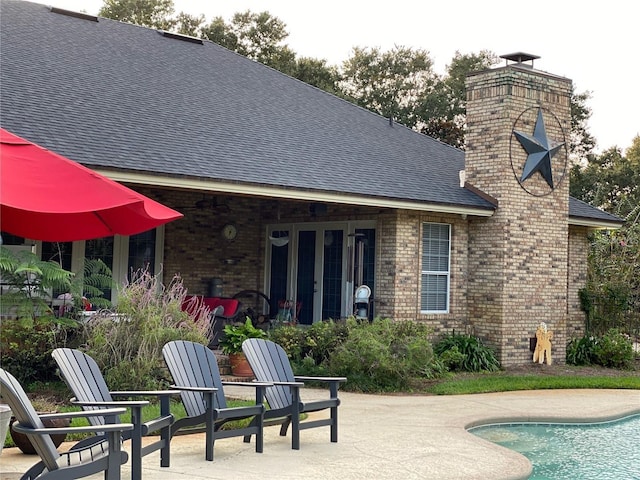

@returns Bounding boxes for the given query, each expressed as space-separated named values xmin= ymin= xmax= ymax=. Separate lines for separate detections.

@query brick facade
xmin=567 ymin=226 xmax=589 ymax=338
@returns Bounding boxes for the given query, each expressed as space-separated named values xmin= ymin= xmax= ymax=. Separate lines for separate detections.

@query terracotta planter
xmin=228 ymin=352 xmax=254 ymax=377
xmin=10 ymin=415 xmax=70 ymax=454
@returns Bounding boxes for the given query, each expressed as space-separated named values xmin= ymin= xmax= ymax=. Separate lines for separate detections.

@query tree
xmin=99 ymin=0 xmax=177 ymax=30
xmin=292 ymin=57 xmax=341 ymax=95
xmin=568 ymin=89 xmax=597 ymax=165
xmin=339 ymin=46 xmax=437 ymax=129
xmin=571 ymin=136 xmax=640 ymax=331
xmin=417 ymin=50 xmax=497 ymax=148
xmin=570 ymin=136 xmax=640 ymax=218
xmin=174 ymin=12 xmax=206 ymax=37
xmin=201 ymin=10 xmax=296 ymax=72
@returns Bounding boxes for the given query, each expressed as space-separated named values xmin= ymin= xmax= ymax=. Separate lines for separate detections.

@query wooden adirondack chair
xmin=51 ymin=348 xmax=175 ymax=480
xmin=162 ymin=340 xmax=269 ymax=460
xmin=0 ymin=368 xmax=133 ymax=480
xmin=241 ymin=338 xmax=347 ymax=450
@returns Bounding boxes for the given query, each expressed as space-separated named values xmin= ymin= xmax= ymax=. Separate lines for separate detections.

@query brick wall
xmin=375 ymin=211 xmax=470 ymax=335
xmin=567 ymin=225 xmax=589 ymax=338
xmin=135 ymin=188 xmax=268 ymax=297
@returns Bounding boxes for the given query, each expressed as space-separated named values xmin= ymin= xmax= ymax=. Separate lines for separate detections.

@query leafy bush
xmin=434 ymin=331 xmax=500 ymax=372
xmin=269 ymin=318 xmax=442 ymax=392
xmin=592 ymin=328 xmax=635 ymax=369
xmin=0 ymin=316 xmax=81 ymax=385
xmin=268 ymin=324 xmax=305 ymax=360
xmin=566 ymin=335 xmax=598 ymax=366
xmin=0 ymin=246 xmax=73 ymax=322
xmin=438 ymin=345 xmax=466 ymax=371
xmin=566 ymin=329 xmax=635 ymax=369
xmin=269 ymin=320 xmax=348 ymax=367
xmin=82 ymin=269 xmax=210 ymax=390
xmin=329 ymin=319 xmax=441 ymax=391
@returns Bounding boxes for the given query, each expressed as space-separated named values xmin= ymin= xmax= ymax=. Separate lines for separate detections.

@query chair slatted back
xmin=162 ymin=340 xmax=227 ymax=416
xmin=242 ymin=339 xmax=294 ymax=411
xmin=52 ymin=348 xmax=116 ymax=427
xmin=0 ymin=369 xmax=61 ymax=471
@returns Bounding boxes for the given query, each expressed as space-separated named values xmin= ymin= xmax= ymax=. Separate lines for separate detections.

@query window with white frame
xmin=420 ymin=223 xmax=451 ymax=313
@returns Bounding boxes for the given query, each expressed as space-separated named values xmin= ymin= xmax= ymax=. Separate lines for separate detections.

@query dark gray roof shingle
xmin=0 ymin=0 xmax=621 ymax=225
xmin=568 ymin=197 xmax=623 ymax=225
xmin=0 ymin=0 xmax=489 ymax=211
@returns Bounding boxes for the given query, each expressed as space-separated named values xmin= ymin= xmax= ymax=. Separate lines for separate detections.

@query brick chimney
xmin=464 ymin=53 xmax=573 ymax=365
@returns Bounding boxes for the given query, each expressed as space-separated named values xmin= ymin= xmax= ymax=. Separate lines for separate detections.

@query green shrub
xmin=327 ymin=318 xmax=440 ymax=392
xmin=566 ymin=329 xmax=635 ymax=369
xmin=268 ymin=324 xmax=305 ymax=360
xmin=0 ymin=247 xmax=109 ymax=385
xmin=0 ymin=316 xmax=82 ymax=385
xmin=329 ymin=326 xmax=402 ymax=391
xmin=434 ymin=331 xmax=500 ymax=372
xmin=592 ymin=328 xmax=635 ymax=369
xmin=566 ymin=335 xmax=597 ymax=366
xmin=301 ymin=320 xmax=349 ymax=365
xmin=270 ymin=317 xmax=442 ymax=392
xmin=438 ymin=345 xmax=466 ymax=371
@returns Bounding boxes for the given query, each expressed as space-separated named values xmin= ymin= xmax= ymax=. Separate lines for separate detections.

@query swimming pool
xmin=469 ymin=414 xmax=640 ymax=479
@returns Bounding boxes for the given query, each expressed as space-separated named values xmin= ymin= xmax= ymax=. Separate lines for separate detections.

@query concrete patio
xmin=1 ymin=387 xmax=639 ymax=479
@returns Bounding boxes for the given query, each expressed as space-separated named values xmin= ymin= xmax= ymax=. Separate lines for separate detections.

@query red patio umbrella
xmin=0 ymin=128 xmax=183 ymax=241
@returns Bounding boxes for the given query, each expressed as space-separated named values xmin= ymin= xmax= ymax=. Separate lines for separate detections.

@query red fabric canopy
xmin=0 ymin=128 xmax=183 ymax=241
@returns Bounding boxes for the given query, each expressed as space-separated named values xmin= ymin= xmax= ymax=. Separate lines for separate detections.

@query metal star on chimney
xmin=513 ymin=108 xmax=564 ymax=189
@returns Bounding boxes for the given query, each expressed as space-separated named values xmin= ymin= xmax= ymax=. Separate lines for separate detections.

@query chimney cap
xmin=500 ymin=52 xmax=540 ymax=66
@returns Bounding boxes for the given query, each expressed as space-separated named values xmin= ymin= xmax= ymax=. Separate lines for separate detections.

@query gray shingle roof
xmin=568 ymin=197 xmax=623 ymax=226
xmin=0 ymin=0 xmax=620 ymax=225
xmin=0 ymin=0 xmax=489 ymax=211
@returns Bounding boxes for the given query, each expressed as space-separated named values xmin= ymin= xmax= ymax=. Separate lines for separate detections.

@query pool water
xmin=469 ymin=414 xmax=640 ymax=479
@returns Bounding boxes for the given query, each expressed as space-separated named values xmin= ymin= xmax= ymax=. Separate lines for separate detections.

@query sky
xmin=44 ymin=0 xmax=638 ymax=153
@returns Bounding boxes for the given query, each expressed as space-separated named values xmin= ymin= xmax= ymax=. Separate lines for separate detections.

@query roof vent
xmin=500 ymin=52 xmax=540 ymax=68
xmin=157 ymin=30 xmax=204 ymax=45
xmin=50 ymin=7 xmax=98 ymax=22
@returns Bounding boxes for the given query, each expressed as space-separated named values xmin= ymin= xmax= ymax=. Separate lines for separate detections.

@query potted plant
xmin=9 ymin=398 xmax=71 ymax=454
xmin=219 ymin=317 xmax=267 ymax=377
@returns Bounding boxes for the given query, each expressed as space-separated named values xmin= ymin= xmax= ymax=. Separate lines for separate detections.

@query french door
xmin=266 ymin=221 xmax=375 ymax=324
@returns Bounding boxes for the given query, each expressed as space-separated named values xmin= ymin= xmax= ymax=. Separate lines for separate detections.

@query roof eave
xmin=99 ymin=169 xmax=496 ymax=218
xmin=568 ymin=217 xmax=624 ymax=229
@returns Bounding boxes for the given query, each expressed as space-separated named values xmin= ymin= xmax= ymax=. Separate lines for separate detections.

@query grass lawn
xmin=422 ymin=361 xmax=640 ymax=395
xmin=426 ymin=374 xmax=640 ymax=395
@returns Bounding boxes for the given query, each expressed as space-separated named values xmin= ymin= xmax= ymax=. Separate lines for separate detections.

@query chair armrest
xmin=39 ymin=408 xmax=128 ymax=421
xmin=110 ymin=390 xmax=181 ymax=397
xmin=221 ymin=381 xmax=273 ymax=388
xmin=71 ymin=398 xmax=149 ymax=408
xmin=12 ymin=422 xmax=134 ymax=436
xmin=170 ymin=384 xmax=218 ymax=393
xmin=270 ymin=381 xmax=305 ymax=387
xmin=294 ymin=376 xmax=347 ymax=383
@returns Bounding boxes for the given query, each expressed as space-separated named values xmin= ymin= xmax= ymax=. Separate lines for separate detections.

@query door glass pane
xmin=354 ymin=228 xmax=376 ymax=319
xmin=85 ymin=237 xmax=114 ymax=301
xmin=269 ymin=231 xmax=289 ymax=317
xmin=128 ymin=230 xmax=156 ymax=276
xmin=322 ymin=229 xmax=343 ymax=320
xmin=296 ymin=230 xmax=316 ymax=325
xmin=41 ymin=242 xmax=73 ymax=298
